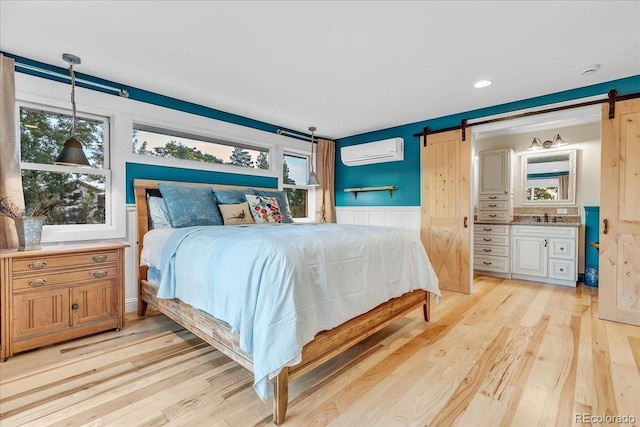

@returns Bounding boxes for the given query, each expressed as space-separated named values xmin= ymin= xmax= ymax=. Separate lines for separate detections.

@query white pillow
xmin=148 ymin=196 xmax=171 ymax=229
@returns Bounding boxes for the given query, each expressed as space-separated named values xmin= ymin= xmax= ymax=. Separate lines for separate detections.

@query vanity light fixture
xmin=54 ymin=53 xmax=91 ymax=166
xmin=473 ymin=80 xmax=492 ymax=88
xmin=527 ymin=134 xmax=569 ymax=150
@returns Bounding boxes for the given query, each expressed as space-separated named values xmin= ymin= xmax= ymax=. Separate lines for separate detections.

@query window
xmin=19 ymin=106 xmax=110 ymax=226
xmin=132 ymin=125 xmax=269 ymax=170
xmin=282 ymin=153 xmax=310 ymax=219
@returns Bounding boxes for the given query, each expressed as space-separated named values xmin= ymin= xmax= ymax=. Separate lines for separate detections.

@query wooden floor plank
xmin=0 ymin=277 xmax=638 ymax=426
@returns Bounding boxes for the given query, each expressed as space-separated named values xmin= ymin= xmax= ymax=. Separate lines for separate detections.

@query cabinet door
xmin=479 ymin=150 xmax=508 ymax=194
xmin=13 ymin=288 xmax=70 ymax=339
xmin=512 ymin=237 xmax=547 ymax=277
xmin=71 ymin=280 xmax=119 ymax=326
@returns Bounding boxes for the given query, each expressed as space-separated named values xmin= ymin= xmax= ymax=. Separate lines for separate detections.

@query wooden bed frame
xmin=134 ymin=179 xmax=432 ymax=424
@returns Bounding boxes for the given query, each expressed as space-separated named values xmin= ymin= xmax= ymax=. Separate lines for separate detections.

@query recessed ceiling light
xmin=474 ymin=80 xmax=492 ymax=88
xmin=580 ymin=64 xmax=600 ymax=76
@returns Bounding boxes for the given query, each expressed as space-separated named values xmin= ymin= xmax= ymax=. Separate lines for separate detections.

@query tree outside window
xmin=19 ymin=107 xmax=108 ymax=225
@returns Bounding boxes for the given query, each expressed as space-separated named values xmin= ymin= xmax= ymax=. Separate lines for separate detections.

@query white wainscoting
xmin=336 ymin=206 xmax=421 ymax=236
xmin=124 ymin=205 xmax=139 ymax=313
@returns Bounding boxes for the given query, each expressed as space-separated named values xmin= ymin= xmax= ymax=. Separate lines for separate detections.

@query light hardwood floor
xmin=1 ymin=276 xmax=639 ymax=426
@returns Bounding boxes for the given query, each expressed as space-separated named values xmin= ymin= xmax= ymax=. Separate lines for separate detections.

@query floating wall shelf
xmin=344 ymin=185 xmax=398 ymax=199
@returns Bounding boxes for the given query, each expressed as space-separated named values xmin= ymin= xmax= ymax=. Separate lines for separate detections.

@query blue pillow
xmin=158 ymin=183 xmax=223 ymax=228
xmin=254 ymin=190 xmax=294 ymax=223
xmin=213 ymin=188 xmax=255 ymax=205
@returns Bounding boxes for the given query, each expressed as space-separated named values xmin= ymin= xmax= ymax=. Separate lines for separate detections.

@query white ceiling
xmin=1 ymin=1 xmax=638 ymax=139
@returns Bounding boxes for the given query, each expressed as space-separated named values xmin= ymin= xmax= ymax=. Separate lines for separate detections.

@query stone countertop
xmin=475 ymin=221 xmax=581 ymax=227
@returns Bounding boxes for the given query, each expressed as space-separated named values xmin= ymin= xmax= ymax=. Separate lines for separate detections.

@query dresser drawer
xmin=12 ymin=250 xmax=119 ymax=274
xmin=479 ymin=194 xmax=509 ymax=201
xmin=479 ymin=201 xmax=508 ymax=211
xmin=478 ymin=211 xmax=510 ymax=222
xmin=474 ymin=255 xmax=510 ymax=273
xmin=474 ymin=234 xmax=509 ymax=246
xmin=475 ymin=224 xmax=510 ymax=236
xmin=12 ymin=266 xmax=120 ymax=291
xmin=474 ymin=244 xmax=509 ymax=257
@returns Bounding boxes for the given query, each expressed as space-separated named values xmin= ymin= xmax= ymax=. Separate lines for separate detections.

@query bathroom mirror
xmin=521 ymin=149 xmax=576 ymax=205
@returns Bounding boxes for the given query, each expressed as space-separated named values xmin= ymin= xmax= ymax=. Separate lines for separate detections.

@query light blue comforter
xmin=152 ymin=223 xmax=440 ymax=400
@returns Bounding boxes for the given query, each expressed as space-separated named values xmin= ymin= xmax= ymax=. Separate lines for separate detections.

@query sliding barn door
xmin=420 ymin=130 xmax=472 ymax=293
xmin=599 ymin=99 xmax=640 ymax=326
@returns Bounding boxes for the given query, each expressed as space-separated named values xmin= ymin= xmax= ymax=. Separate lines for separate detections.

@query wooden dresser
xmin=0 ymin=242 xmax=128 ymax=360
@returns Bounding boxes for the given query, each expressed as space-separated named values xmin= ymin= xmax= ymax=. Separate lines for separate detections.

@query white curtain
xmin=0 ymin=54 xmax=23 ymax=249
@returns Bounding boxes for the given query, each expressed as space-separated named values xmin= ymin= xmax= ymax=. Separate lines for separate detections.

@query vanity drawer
xmin=479 ymin=194 xmax=509 ymax=201
xmin=478 ymin=211 xmax=510 ymax=222
xmin=475 ymin=224 xmax=510 ymax=235
xmin=474 ymin=234 xmax=509 ymax=246
xmin=474 ymin=255 xmax=510 ymax=273
xmin=548 ymin=259 xmax=576 ymax=281
xmin=474 ymin=244 xmax=509 ymax=257
xmin=479 ymin=201 xmax=508 ymax=211
xmin=549 ymin=238 xmax=575 ymax=259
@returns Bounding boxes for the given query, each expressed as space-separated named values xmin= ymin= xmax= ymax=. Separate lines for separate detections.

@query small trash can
xmin=584 ymin=266 xmax=598 ymax=287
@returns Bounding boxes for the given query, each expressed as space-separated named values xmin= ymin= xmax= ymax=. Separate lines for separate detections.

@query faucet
xmin=544 ymin=213 xmax=549 ymax=223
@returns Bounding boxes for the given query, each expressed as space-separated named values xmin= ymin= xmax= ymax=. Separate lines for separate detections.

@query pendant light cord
xmin=69 ymin=63 xmax=77 ymax=138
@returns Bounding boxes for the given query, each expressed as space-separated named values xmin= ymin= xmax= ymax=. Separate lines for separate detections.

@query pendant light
xmin=54 ymin=53 xmax=90 ymax=166
xmin=305 ymin=126 xmax=320 ymax=186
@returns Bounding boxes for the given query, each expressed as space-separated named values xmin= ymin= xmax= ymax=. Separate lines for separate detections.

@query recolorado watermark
xmin=575 ymin=413 xmax=636 ymax=424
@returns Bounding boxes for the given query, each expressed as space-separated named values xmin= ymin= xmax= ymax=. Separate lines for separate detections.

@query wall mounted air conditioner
xmin=340 ymin=137 xmax=404 ymax=167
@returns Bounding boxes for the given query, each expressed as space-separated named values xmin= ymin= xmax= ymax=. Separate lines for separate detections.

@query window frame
xmin=132 ymin=123 xmax=272 ymax=171
xmin=16 ymin=100 xmax=117 ymax=243
xmin=282 ymin=150 xmax=316 ymax=222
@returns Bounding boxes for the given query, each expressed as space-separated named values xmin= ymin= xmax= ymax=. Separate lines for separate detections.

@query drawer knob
xmin=93 ymin=270 xmax=108 ymax=278
xmin=483 ymin=228 xmax=492 ymax=231
xmin=28 ymin=261 xmax=47 ymax=269
xmin=489 ymin=214 xmax=497 ymax=217
xmin=488 ymin=204 xmax=497 ymax=207
xmin=489 ymin=196 xmax=497 ymax=199
xmin=92 ymin=255 xmax=108 ymax=263
xmin=72 ymin=303 xmax=79 ymax=310
xmin=483 ymin=261 xmax=492 ymax=265
xmin=559 ymin=268 xmax=564 ymax=272
xmin=483 ymin=248 xmax=492 ymax=252
xmin=560 ymin=247 xmax=565 ymax=250
xmin=483 ymin=238 xmax=492 ymax=242
xmin=28 ymin=278 xmax=48 ymax=287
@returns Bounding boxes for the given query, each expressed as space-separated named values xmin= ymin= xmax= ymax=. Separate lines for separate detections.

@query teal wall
xmin=125 ymin=163 xmax=277 ymax=204
xmin=335 ymin=75 xmax=640 ymax=207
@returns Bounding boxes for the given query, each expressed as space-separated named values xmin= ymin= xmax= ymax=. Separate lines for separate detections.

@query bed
xmin=134 ymin=179 xmax=440 ymax=424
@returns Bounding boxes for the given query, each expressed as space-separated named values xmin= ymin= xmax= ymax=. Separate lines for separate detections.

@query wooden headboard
xmin=133 ymin=179 xmax=277 ymax=292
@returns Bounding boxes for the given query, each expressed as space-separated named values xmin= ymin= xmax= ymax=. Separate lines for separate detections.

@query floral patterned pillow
xmin=245 ymin=194 xmax=284 ymax=223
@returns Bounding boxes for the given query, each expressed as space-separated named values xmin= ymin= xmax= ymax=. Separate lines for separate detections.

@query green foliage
xmin=256 ymin=152 xmax=269 ymax=170
xmin=229 ymin=147 xmax=254 ymax=168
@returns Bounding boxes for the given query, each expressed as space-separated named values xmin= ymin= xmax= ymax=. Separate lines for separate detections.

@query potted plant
xmin=0 ymin=195 xmax=61 ymax=251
